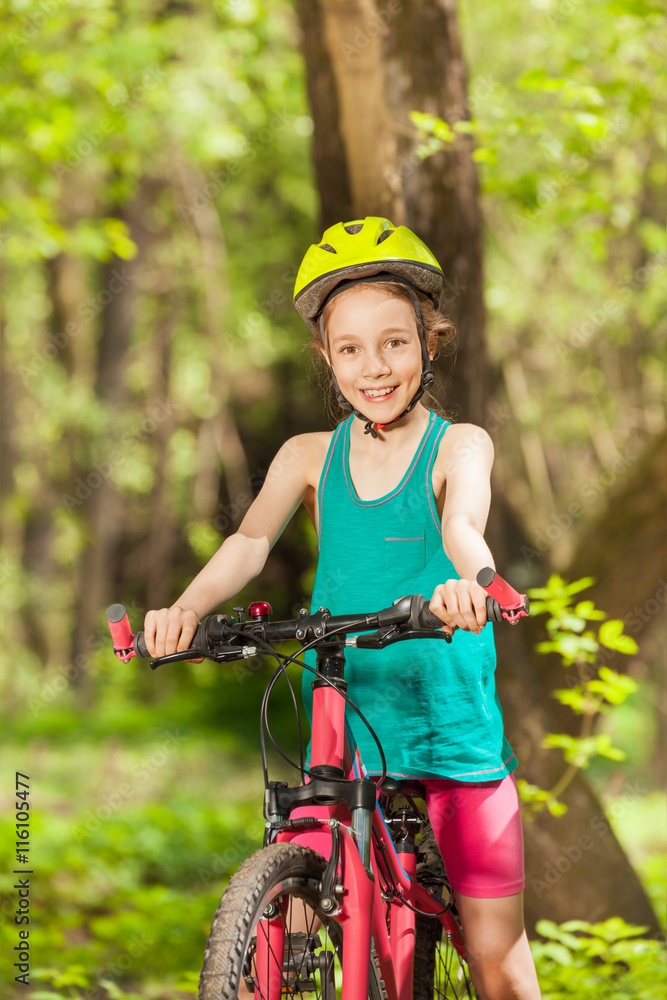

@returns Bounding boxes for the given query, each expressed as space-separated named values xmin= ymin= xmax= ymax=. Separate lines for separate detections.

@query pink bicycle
xmin=107 ymin=568 xmax=528 ymax=999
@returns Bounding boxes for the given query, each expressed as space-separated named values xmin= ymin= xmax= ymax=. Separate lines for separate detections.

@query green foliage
xmin=542 ymin=731 xmax=627 ymax=766
xmin=0 ymin=0 xmax=316 ymax=673
xmin=455 ymin=0 xmax=666 ymax=550
xmin=514 ymin=778 xmax=569 ymax=817
xmin=0 ymin=733 xmax=273 ymax=1000
xmin=518 ymin=574 xmax=640 ymax=817
xmin=530 ymin=917 xmax=667 ymax=998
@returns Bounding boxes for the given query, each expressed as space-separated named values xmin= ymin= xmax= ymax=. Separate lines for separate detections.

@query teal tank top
xmin=302 ymin=409 xmax=518 ymax=783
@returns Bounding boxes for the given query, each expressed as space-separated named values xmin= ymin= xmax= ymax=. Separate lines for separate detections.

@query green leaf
xmin=536 ymin=630 xmax=599 ymax=665
xmin=537 ymin=941 xmax=574 ymax=965
xmin=598 ymin=619 xmax=639 ymax=654
xmin=535 ymin=919 xmax=582 ymax=946
xmin=409 ymin=110 xmax=455 ymax=142
xmin=560 ymin=919 xmax=596 ymax=933
xmin=559 ymin=613 xmax=587 ymax=632
xmin=41 ymin=965 xmax=90 ymax=989
xmin=542 ymin=733 xmax=580 ymax=757
xmin=527 ymin=573 xmax=566 ymax=598
xmin=544 ymin=731 xmax=630 ymax=767
xmin=524 ymin=599 xmax=550 ymax=616
xmin=535 ymin=919 xmax=561 ymax=938
xmin=579 ymin=936 xmax=611 ymax=958
xmin=551 ymin=686 xmax=592 ymax=713
xmin=546 ymin=797 xmax=569 ymax=817
xmin=564 ymin=577 xmax=597 ymax=596
xmin=574 ymin=601 xmax=606 ymax=621
xmin=594 ymin=733 xmax=627 ymax=761
xmin=587 ymin=667 xmax=639 ymax=705
xmin=586 ymin=917 xmax=650 ymax=943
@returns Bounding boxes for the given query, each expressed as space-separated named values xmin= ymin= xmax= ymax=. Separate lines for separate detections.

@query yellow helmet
xmin=293 ymin=216 xmax=444 ymax=338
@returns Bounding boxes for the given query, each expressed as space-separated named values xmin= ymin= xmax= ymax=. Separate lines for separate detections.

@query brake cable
xmin=231 ymin=620 xmax=389 ymax=792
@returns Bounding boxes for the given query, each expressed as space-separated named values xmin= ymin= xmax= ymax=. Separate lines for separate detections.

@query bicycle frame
xmin=260 ymin=640 xmax=468 ymax=1000
xmin=106 ymin=567 xmax=529 ymax=997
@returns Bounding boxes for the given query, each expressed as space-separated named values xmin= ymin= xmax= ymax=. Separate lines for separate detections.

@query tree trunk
xmin=383 ymin=0 xmax=488 ymax=425
xmin=295 ymin=0 xmax=663 ymax=939
xmin=519 ymin=430 xmax=667 ymax=747
xmin=20 ymin=252 xmax=93 ymax=666
xmin=70 ymin=185 xmax=147 ymax=683
xmin=144 ymin=300 xmax=178 ymax=613
xmin=567 ymin=430 xmax=666 ymax=636
xmin=173 ymin=159 xmax=250 ymax=532
xmin=295 ymin=0 xmax=352 ymax=230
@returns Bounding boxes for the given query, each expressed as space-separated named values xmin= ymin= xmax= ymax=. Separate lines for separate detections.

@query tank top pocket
xmin=384 ymin=535 xmax=426 ymax=575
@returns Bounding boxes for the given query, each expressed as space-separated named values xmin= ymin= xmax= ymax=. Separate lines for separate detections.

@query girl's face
xmin=323 ymin=287 xmax=429 ymax=421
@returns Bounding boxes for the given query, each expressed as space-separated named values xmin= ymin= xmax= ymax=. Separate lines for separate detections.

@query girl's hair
xmin=303 ymin=280 xmax=458 ymax=425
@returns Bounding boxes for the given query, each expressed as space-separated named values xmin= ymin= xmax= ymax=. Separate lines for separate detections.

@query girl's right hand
xmin=143 ymin=606 xmax=203 ymax=662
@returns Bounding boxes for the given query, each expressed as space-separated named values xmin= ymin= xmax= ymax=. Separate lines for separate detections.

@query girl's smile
xmin=359 ymin=384 xmax=399 ymax=401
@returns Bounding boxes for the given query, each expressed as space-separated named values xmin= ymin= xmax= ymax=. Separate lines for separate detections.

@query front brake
xmin=149 ymin=644 xmax=258 ymax=670
xmin=346 ymin=626 xmax=453 ymax=649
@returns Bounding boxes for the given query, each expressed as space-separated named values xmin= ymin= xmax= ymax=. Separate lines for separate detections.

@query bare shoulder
xmin=435 ymin=422 xmax=494 ymax=475
xmin=272 ymin=430 xmax=335 ymax=488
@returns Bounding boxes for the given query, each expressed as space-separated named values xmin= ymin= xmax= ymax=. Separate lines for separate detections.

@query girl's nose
xmin=363 ymin=350 xmax=391 ymax=377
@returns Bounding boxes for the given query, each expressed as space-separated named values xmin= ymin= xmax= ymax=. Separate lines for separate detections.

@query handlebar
xmin=106 ymin=568 xmax=529 ymax=667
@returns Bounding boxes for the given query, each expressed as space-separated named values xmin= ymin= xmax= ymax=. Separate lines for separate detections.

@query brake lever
xmin=346 ymin=627 xmax=453 ymax=650
xmin=149 ymin=644 xmax=258 ymax=670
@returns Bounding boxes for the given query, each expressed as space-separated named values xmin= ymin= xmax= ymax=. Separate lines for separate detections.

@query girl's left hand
xmin=428 ymin=579 xmax=489 ymax=635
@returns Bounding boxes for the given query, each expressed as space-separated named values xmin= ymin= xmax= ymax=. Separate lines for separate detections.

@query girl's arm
xmin=428 ymin=423 xmax=496 ymax=635
xmin=144 ymin=434 xmax=313 ymax=657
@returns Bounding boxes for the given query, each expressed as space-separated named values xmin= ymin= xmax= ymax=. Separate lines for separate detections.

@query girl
xmin=144 ymin=217 xmax=542 ymax=999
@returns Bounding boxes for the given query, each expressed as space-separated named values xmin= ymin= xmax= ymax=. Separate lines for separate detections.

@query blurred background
xmin=0 ymin=0 xmax=665 ymax=997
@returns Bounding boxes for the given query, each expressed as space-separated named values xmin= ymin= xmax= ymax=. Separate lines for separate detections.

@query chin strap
xmin=318 ymin=273 xmax=435 ymax=439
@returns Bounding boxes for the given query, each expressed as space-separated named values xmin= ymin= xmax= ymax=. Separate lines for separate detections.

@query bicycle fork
xmin=255 ymin=824 xmax=376 ymax=1000
xmin=254 ymin=900 xmax=285 ymax=997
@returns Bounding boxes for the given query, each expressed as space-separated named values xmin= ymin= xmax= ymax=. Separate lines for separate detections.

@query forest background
xmin=0 ymin=0 xmax=665 ymax=998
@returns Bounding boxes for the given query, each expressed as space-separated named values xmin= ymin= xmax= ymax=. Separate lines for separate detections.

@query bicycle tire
xmin=199 ymin=841 xmax=386 ymax=999
xmin=412 ymin=824 xmax=478 ymax=999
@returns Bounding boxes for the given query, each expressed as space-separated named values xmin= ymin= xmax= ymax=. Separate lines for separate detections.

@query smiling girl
xmin=144 ymin=217 xmax=541 ymax=998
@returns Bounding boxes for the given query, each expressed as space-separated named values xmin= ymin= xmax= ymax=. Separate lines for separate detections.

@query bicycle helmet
xmin=293 ymin=217 xmax=445 ymax=438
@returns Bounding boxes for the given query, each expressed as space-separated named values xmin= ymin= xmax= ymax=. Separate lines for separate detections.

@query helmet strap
xmin=318 ymin=273 xmax=435 ymax=439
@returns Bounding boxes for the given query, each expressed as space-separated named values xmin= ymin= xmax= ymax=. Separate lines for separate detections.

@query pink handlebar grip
xmin=106 ymin=604 xmax=137 ymax=662
xmin=477 ymin=568 xmax=529 ymax=622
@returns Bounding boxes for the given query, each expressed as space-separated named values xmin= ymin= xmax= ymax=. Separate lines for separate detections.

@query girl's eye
xmin=340 ymin=340 xmax=405 ymax=354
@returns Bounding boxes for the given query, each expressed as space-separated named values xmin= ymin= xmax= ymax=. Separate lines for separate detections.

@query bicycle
xmin=107 ymin=567 xmax=529 ymax=999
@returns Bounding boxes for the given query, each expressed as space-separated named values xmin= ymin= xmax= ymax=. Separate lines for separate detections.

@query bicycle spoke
xmin=200 ymin=846 xmax=383 ymax=999
xmin=428 ymin=932 xmax=477 ymax=999
xmin=249 ymin=891 xmax=342 ymax=998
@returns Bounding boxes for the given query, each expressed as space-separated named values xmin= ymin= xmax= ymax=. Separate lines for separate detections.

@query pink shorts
xmin=421 ymin=771 xmax=525 ymax=898
xmin=290 ymin=771 xmax=524 ymax=899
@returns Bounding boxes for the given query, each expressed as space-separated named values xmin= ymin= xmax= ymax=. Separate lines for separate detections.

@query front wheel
xmin=199 ymin=841 xmax=386 ymax=999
